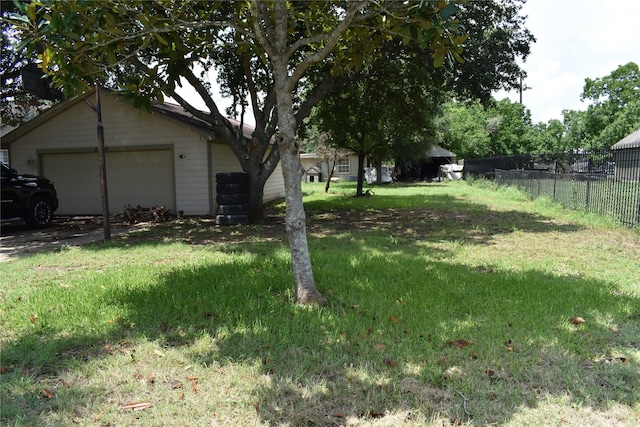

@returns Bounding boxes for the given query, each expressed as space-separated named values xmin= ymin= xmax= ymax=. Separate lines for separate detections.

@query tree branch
xmin=287 ymin=1 xmax=369 ymax=92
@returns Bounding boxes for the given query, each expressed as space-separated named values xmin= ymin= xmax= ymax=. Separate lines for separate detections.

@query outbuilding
xmin=2 ymin=89 xmax=284 ymax=216
xmin=396 ymin=145 xmax=458 ymax=181
xmin=611 ymin=128 xmax=640 ymax=182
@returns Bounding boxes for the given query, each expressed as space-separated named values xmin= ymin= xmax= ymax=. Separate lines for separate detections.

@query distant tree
xmin=486 ymin=98 xmax=534 ymax=155
xmin=529 ymin=119 xmax=567 ymax=153
xmin=581 ymin=62 xmax=640 ymax=149
xmin=562 ymin=109 xmax=588 ymax=150
xmin=437 ymin=100 xmax=491 ymax=159
xmin=314 ymin=134 xmax=350 ymax=193
xmin=313 ymin=42 xmax=444 ymax=196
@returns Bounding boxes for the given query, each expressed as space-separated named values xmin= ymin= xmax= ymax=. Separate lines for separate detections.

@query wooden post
xmin=96 ymin=82 xmax=111 ymax=240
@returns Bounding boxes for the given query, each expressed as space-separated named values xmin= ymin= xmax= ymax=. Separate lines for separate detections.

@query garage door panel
xmin=41 ymin=152 xmax=101 ymax=215
xmin=106 ymin=151 xmax=174 ymax=211
xmin=41 ymin=150 xmax=175 ymax=215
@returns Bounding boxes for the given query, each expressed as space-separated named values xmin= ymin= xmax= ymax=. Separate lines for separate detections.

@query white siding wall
xmin=8 ymin=93 xmax=212 ymax=215
xmin=8 ymin=92 xmax=285 ymax=216
xmin=264 ymin=160 xmax=284 ymax=203
xmin=210 ymin=141 xmax=285 ymax=211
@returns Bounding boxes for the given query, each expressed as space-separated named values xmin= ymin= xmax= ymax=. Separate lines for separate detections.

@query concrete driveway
xmin=0 ymin=217 xmax=130 ymax=262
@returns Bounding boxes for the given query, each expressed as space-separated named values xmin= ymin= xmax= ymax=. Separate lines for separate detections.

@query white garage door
xmin=41 ymin=149 xmax=175 ymax=215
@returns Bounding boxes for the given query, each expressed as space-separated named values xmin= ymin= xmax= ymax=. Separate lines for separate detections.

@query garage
xmin=41 ymin=148 xmax=175 ymax=215
xmin=3 ymin=89 xmax=285 ymax=216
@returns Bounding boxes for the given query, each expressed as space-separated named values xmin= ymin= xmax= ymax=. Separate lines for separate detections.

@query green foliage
xmin=438 ymin=98 xmax=540 ymax=158
xmin=487 ymin=98 xmax=534 ymax=154
xmin=436 ymin=100 xmax=492 ymax=158
xmin=0 ymin=2 xmax=52 ymax=126
xmin=444 ymin=0 xmax=535 ymax=103
xmin=580 ymin=62 xmax=640 ymax=149
xmin=1 ymin=182 xmax=638 ymax=425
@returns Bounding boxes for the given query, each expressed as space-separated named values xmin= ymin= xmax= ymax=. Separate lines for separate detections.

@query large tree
xmin=313 ymin=42 xmax=445 ymax=196
xmin=0 ymin=2 xmax=55 ymax=126
xmin=444 ymin=0 xmax=535 ymax=104
xmin=437 ymin=100 xmax=492 ymax=159
xmin=311 ymin=0 xmax=534 ymax=177
xmin=10 ymin=0 xmax=466 ymax=304
xmin=581 ymin=62 xmax=640 ymax=149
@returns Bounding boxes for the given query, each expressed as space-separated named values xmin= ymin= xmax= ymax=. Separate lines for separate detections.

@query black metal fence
xmin=465 ymin=150 xmax=640 ymax=227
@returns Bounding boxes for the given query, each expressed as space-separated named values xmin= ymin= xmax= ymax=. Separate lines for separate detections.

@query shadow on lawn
xmin=2 ymin=192 xmax=637 ymax=425
xmin=2 ymin=245 xmax=638 ymax=424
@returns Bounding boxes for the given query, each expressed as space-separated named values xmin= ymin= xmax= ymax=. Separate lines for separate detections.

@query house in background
xmin=2 ymin=89 xmax=284 ymax=216
xmin=299 ymin=152 xmax=372 ymax=183
xmin=612 ymin=128 xmax=640 ymax=182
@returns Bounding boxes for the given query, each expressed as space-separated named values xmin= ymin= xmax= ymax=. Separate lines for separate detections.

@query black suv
xmin=1 ymin=162 xmax=59 ymax=228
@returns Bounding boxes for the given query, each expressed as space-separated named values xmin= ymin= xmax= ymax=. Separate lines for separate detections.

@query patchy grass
xmin=1 ymin=181 xmax=638 ymax=426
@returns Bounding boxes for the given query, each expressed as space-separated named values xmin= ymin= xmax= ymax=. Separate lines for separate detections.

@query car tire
xmin=217 ymin=204 xmax=249 ymax=215
xmin=216 ymin=172 xmax=249 ymax=184
xmin=216 ymin=193 xmax=250 ymax=205
xmin=216 ymin=214 xmax=249 ymax=226
xmin=25 ymin=196 xmax=54 ymax=229
xmin=216 ymin=182 xmax=250 ymax=194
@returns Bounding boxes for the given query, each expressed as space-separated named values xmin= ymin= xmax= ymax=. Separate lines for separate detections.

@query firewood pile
xmin=120 ymin=204 xmax=183 ymax=224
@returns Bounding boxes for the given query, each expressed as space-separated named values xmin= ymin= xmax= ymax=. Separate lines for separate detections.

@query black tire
xmin=25 ymin=196 xmax=54 ymax=229
xmin=216 ymin=182 xmax=250 ymax=194
xmin=216 ymin=214 xmax=249 ymax=226
xmin=217 ymin=204 xmax=249 ymax=215
xmin=216 ymin=193 xmax=249 ymax=205
xmin=216 ymin=172 xmax=249 ymax=184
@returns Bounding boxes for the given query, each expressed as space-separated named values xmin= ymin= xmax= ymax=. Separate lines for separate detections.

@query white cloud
xmin=495 ymin=0 xmax=640 ymax=124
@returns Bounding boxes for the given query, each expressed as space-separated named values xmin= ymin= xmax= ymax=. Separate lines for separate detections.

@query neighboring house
xmin=611 ymin=128 xmax=640 ymax=182
xmin=299 ymin=152 xmax=365 ymax=183
xmin=1 ymin=89 xmax=284 ymax=216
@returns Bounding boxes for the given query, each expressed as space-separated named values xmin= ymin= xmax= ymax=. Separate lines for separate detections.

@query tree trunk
xmin=247 ymin=172 xmax=267 ymax=221
xmin=325 ymin=162 xmax=335 ymax=193
xmin=273 ymin=63 xmax=325 ymax=305
xmin=356 ymin=152 xmax=366 ymax=196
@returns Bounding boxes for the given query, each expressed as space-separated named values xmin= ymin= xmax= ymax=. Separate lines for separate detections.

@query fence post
xmin=585 ymin=178 xmax=590 ymax=210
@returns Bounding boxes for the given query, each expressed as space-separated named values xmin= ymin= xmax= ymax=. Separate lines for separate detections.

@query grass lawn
xmin=1 ymin=180 xmax=639 ymax=426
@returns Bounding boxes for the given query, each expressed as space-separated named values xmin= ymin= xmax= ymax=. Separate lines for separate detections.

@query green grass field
xmin=1 ymin=181 xmax=638 ymax=426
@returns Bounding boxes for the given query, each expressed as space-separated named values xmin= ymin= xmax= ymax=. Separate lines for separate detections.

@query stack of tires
xmin=215 ymin=172 xmax=250 ymax=226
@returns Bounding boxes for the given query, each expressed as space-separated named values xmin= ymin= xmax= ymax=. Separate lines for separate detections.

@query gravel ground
xmin=0 ymin=216 xmax=135 ymax=262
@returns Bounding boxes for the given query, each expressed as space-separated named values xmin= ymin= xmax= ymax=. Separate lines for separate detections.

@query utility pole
xmin=519 ymin=72 xmax=523 ymax=104
xmin=83 ymin=82 xmax=111 ymax=241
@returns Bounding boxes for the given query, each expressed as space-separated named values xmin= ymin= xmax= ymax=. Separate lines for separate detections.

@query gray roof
xmin=1 ymin=88 xmax=255 ymax=146
xmin=426 ymin=145 xmax=456 ymax=158
xmin=152 ymin=102 xmax=255 ymax=140
xmin=611 ymin=128 xmax=640 ymax=150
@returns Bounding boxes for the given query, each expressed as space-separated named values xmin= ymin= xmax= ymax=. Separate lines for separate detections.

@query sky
xmin=177 ymin=0 xmax=640 ymax=126
xmin=493 ymin=0 xmax=640 ymax=124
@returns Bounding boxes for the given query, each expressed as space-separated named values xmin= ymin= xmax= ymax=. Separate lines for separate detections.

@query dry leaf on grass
xmin=504 ymin=339 xmax=514 ymax=351
xmin=121 ymin=402 xmax=153 ymax=411
xmin=446 ymin=339 xmax=470 ymax=349
xmin=384 ymin=358 xmax=398 ymax=367
xmin=569 ymin=316 xmax=586 ymax=325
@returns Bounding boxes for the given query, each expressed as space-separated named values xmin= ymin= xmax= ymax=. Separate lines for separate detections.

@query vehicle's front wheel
xmin=25 ymin=196 xmax=54 ymax=228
